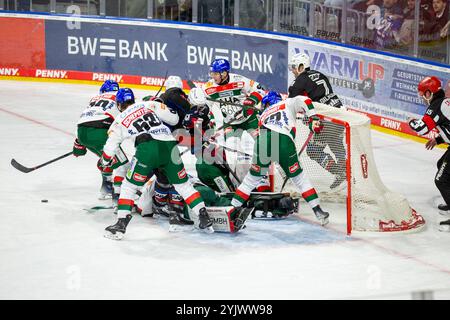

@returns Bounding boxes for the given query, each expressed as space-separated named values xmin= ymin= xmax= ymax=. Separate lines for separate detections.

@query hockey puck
xmin=41 ymin=199 xmax=48 ymax=203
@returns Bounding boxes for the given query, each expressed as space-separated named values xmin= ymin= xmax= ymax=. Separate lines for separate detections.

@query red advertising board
xmin=0 ymin=17 xmax=46 ymax=69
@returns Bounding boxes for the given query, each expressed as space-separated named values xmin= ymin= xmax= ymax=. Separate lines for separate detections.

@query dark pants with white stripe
xmin=435 ymin=148 xmax=450 ymax=206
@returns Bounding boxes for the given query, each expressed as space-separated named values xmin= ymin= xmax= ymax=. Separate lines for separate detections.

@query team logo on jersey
xmin=360 ymin=154 xmax=368 ymax=179
xmin=178 ymin=168 xmax=187 ymax=179
xmin=133 ymin=173 xmax=147 ymax=183
xmin=289 ymin=162 xmax=300 ymax=173
xmin=205 ymin=82 xmax=245 ymax=96
xmin=122 ymin=108 xmax=148 ymax=128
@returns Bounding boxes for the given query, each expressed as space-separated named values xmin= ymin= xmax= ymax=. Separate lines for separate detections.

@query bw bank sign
xmin=45 ymin=19 xmax=287 ymax=90
xmin=187 ymin=46 xmax=273 ymax=74
xmin=67 ymin=37 xmax=168 ymax=61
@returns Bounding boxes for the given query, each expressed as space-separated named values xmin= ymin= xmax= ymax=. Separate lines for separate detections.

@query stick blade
xmin=11 ymin=159 xmax=33 ymax=173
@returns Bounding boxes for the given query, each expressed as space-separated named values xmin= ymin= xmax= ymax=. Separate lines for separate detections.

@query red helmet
xmin=418 ymin=76 xmax=442 ymax=96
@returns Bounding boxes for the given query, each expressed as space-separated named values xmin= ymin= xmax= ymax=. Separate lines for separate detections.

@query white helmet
xmin=290 ymin=53 xmax=310 ymax=70
xmin=164 ymin=75 xmax=183 ymax=90
xmin=188 ymin=88 xmax=207 ymax=106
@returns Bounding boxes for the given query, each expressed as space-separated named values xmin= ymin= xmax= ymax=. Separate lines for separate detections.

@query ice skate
xmin=313 ymin=205 xmax=329 ymax=226
xmin=104 ymin=214 xmax=132 ymax=240
xmin=233 ymin=207 xmax=254 ymax=232
xmin=151 ymin=199 xmax=170 ymax=217
xmin=169 ymin=211 xmax=194 ymax=232
xmin=438 ymin=204 xmax=450 ymax=216
xmin=198 ymin=207 xmax=214 ymax=233
xmin=439 ymin=219 xmax=450 ymax=232
xmin=99 ymin=176 xmax=113 ymax=200
xmin=112 ymin=193 xmax=119 ymax=215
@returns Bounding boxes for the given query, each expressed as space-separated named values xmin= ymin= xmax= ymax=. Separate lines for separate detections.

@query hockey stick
xmin=279 ymin=131 xmax=314 ymax=192
xmin=11 ymin=151 xmax=73 ymax=173
xmin=154 ymin=70 xmax=169 ymax=97
xmin=186 ymin=80 xmax=196 ymax=89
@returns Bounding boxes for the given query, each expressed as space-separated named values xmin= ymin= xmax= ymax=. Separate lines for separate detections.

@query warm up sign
xmin=44 ymin=19 xmax=286 ymax=91
xmin=288 ymin=41 xmax=450 ymax=137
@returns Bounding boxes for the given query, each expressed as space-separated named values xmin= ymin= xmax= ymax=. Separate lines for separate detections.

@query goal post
xmin=271 ymin=103 xmax=426 ymax=235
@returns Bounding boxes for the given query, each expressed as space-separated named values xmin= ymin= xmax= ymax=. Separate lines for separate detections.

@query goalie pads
xmin=186 ymin=206 xmax=254 ymax=233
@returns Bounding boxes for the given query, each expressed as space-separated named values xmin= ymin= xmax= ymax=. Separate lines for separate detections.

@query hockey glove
xmin=182 ymin=105 xmax=210 ymax=129
xmin=308 ymin=116 xmax=324 ymax=134
xmin=243 ymin=98 xmax=256 ymax=107
xmin=72 ymin=139 xmax=87 ymax=157
xmin=234 ymin=105 xmax=255 ymax=121
xmin=182 ymin=113 xmax=198 ymax=129
xmin=99 ymin=152 xmax=113 ymax=169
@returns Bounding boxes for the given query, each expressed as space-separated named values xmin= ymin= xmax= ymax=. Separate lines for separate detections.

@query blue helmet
xmin=210 ymin=58 xmax=230 ymax=73
xmin=262 ymin=91 xmax=282 ymax=106
xmin=100 ymin=80 xmax=119 ymax=94
xmin=116 ymin=88 xmax=135 ymax=105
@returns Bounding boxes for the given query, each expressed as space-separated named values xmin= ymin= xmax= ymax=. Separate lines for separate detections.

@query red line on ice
xmin=0 ymin=107 xmax=75 ymax=137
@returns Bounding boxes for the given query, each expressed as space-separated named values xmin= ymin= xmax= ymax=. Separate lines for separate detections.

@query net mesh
xmin=272 ymin=104 xmax=425 ymax=233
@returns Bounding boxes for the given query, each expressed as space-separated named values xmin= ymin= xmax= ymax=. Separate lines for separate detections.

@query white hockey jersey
xmin=103 ymin=101 xmax=179 ymax=158
xmin=258 ymin=95 xmax=317 ymax=141
xmin=77 ymin=92 xmax=119 ymax=126
xmin=202 ymin=73 xmax=265 ymax=125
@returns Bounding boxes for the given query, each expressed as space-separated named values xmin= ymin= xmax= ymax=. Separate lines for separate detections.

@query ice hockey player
xmin=73 ymin=80 xmax=129 ymax=200
xmin=203 ymin=58 xmax=269 ymax=190
xmin=288 ymin=53 xmax=346 ymax=189
xmin=408 ymin=76 xmax=450 ymax=232
xmin=101 ymin=89 xmax=214 ymax=239
xmin=182 ymin=87 xmax=236 ymax=193
xmin=229 ymin=91 xmax=330 ymax=226
xmin=144 ymin=75 xmax=191 ymax=129
xmin=136 ymin=177 xmax=297 ymax=233
xmin=142 ymin=76 xmax=193 ymax=220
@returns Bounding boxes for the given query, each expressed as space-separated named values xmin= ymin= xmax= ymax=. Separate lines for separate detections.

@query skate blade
xmin=439 ymin=210 xmax=450 ymax=216
xmin=438 ymin=224 xmax=450 ymax=232
xmin=169 ymin=224 xmax=194 ymax=232
xmin=98 ymin=194 xmax=113 ymax=200
xmin=103 ymin=231 xmax=124 ymax=240
xmin=319 ymin=217 xmax=329 ymax=226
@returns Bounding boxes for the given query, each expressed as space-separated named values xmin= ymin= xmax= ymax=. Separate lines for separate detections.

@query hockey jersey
xmin=77 ymin=92 xmax=119 ymax=128
xmin=409 ymin=90 xmax=450 ymax=144
xmin=103 ymin=101 xmax=179 ymax=158
xmin=288 ymin=69 xmax=342 ymax=108
xmin=258 ymin=95 xmax=317 ymax=141
xmin=202 ymin=73 xmax=265 ymax=125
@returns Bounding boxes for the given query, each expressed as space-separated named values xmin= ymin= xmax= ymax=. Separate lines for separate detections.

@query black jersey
xmin=409 ymin=90 xmax=450 ymax=144
xmin=159 ymin=87 xmax=191 ymax=129
xmin=288 ymin=68 xmax=343 ymax=108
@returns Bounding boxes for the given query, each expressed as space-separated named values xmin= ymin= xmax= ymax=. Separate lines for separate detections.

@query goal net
xmin=271 ymin=103 xmax=425 ymax=234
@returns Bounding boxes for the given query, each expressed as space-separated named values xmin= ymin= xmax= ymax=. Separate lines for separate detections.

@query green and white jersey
xmin=202 ymin=73 xmax=265 ymax=125
xmin=258 ymin=95 xmax=317 ymax=141
xmin=103 ymin=101 xmax=179 ymax=158
xmin=77 ymin=92 xmax=119 ymax=126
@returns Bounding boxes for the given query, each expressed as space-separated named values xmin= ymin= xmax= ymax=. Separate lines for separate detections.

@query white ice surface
xmin=0 ymin=80 xmax=449 ymax=300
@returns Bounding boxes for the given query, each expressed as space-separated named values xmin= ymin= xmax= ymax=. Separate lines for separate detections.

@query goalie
xmin=136 ymin=177 xmax=298 ymax=233
xmin=229 ymin=91 xmax=330 ymax=226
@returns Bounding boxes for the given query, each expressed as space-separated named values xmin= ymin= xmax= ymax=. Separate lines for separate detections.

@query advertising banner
xmin=289 ymin=41 xmax=450 ymax=122
xmin=2 ymin=13 xmax=450 ymax=139
xmin=0 ymin=17 xmax=46 ymax=69
xmin=44 ymin=19 xmax=288 ymax=92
